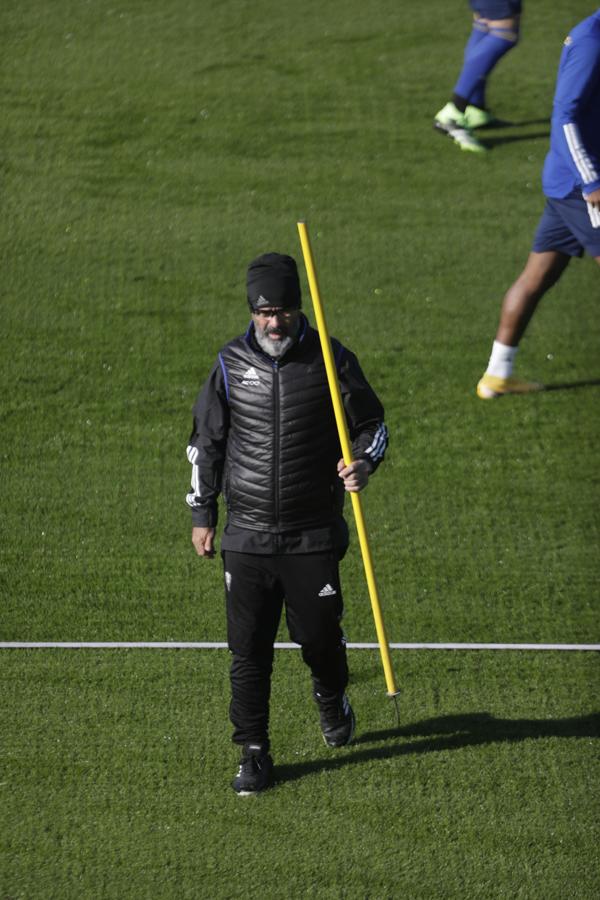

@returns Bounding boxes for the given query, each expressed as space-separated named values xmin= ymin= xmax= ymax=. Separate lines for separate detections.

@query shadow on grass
xmin=479 ymin=117 xmax=550 ymax=130
xmin=274 ymin=711 xmax=600 ymax=785
xmin=542 ymin=378 xmax=600 ymax=392
xmin=480 ymin=130 xmax=550 ymax=148
xmin=474 ymin=116 xmax=551 ymax=148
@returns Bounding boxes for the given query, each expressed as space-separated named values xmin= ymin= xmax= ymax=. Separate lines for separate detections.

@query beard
xmin=254 ymin=319 xmax=300 ymax=358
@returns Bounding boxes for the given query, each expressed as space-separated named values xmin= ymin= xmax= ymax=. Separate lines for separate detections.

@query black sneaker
xmin=232 ymin=743 xmax=273 ymax=795
xmin=315 ymin=692 xmax=355 ymax=747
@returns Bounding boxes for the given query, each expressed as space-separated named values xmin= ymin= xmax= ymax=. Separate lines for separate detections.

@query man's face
xmin=252 ymin=307 xmax=300 ymax=355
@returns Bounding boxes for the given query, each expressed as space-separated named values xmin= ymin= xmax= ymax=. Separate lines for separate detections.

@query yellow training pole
xmin=297 ymin=221 xmax=400 ymax=697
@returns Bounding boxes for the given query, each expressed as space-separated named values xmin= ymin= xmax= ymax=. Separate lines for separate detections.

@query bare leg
xmin=495 ymin=250 xmax=571 ymax=346
xmin=478 ymin=250 xmax=599 ymax=398
xmin=478 ymin=250 xmax=572 ymax=397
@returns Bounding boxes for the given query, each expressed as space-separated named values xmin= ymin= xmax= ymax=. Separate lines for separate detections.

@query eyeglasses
xmin=253 ymin=308 xmax=297 ymax=320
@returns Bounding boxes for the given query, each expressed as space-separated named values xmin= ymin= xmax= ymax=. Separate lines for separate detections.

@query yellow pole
xmin=297 ymin=221 xmax=399 ymax=697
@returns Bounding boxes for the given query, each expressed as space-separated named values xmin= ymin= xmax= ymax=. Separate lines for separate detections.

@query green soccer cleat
xmin=434 ymin=102 xmax=486 ymax=153
xmin=434 ymin=101 xmax=468 ymax=128
xmin=477 ymin=373 xmax=545 ymax=399
xmin=464 ymin=105 xmax=496 ymax=130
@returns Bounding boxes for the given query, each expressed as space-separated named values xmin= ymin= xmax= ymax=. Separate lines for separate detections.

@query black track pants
xmin=222 ymin=550 xmax=349 ymax=747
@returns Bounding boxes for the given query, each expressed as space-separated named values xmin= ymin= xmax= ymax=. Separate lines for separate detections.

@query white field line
xmin=0 ymin=642 xmax=598 ymax=651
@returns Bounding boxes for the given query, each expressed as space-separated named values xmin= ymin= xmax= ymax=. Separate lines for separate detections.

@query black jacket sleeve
xmin=337 ymin=344 xmax=388 ymax=472
xmin=185 ymin=359 xmax=229 ymax=527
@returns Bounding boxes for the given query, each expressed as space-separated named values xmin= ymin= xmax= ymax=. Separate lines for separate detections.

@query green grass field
xmin=1 ymin=1 xmax=598 ymax=897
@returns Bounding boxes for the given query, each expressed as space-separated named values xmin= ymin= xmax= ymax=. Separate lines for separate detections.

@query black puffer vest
xmin=220 ymin=319 xmax=344 ymax=532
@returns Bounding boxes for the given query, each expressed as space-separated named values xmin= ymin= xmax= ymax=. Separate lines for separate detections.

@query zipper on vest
xmin=273 ymin=360 xmax=280 ymax=527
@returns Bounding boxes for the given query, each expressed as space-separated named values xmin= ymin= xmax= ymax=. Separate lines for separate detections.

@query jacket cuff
xmin=355 ymin=454 xmax=377 ymax=474
xmin=582 ymin=179 xmax=600 ymax=197
xmin=191 ymin=505 xmax=218 ymax=528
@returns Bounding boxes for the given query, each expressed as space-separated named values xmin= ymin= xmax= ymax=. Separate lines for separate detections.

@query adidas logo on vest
xmin=242 ymin=366 xmax=260 ymax=386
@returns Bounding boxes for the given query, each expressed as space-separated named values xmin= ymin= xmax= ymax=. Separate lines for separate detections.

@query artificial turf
xmin=1 ymin=650 xmax=598 ymax=898
xmin=1 ymin=0 xmax=598 ymax=896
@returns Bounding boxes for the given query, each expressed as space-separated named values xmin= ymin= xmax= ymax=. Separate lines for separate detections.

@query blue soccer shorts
xmin=532 ymin=192 xmax=600 ymax=258
xmin=470 ymin=0 xmax=522 ymax=18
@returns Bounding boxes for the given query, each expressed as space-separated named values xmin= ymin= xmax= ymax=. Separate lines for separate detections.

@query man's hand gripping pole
xmin=297 ymin=221 xmax=400 ymax=701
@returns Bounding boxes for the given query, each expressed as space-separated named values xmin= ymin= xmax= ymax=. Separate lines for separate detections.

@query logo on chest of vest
xmin=241 ymin=366 xmax=261 ymax=386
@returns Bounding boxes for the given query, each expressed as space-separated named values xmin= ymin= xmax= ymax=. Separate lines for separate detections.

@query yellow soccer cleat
xmin=477 ymin=372 xmax=545 ymax=399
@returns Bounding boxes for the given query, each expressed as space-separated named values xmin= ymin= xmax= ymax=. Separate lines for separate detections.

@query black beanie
xmin=246 ymin=253 xmax=302 ymax=311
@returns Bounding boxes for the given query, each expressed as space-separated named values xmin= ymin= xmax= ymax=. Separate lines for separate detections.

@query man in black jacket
xmin=186 ymin=252 xmax=388 ymax=795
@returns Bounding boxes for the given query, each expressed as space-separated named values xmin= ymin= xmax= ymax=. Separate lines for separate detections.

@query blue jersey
xmin=542 ymin=11 xmax=600 ymax=199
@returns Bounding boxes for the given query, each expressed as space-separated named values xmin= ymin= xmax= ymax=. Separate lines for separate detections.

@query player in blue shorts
xmin=434 ymin=1 xmax=523 ymax=152
xmin=477 ymin=11 xmax=600 ymax=398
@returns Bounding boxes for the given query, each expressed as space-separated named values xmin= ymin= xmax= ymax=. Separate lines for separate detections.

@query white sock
xmin=486 ymin=340 xmax=517 ymax=379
